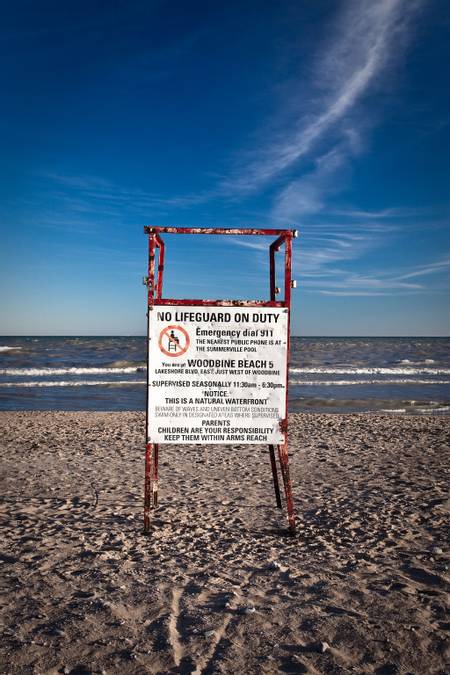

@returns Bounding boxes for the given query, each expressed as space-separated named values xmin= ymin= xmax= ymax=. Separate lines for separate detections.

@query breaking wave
xmin=4 ymin=366 xmax=449 ymax=377
xmin=289 ymin=379 xmax=450 ymax=386
xmin=0 ymin=380 xmax=145 ymax=387
xmin=0 ymin=366 xmax=145 ymax=376
xmin=289 ymin=367 xmax=450 ymax=376
xmin=4 ymin=378 xmax=448 ymax=388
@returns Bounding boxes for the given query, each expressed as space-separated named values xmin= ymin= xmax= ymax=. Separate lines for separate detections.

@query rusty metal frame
xmin=144 ymin=226 xmax=297 ymax=534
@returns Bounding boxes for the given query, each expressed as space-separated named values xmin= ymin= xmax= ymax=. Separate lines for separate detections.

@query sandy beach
xmin=0 ymin=411 xmax=449 ymax=674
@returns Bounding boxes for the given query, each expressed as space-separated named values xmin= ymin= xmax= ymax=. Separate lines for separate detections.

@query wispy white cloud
xmin=39 ymin=0 xmax=425 ymax=224
xmin=328 ymin=207 xmax=430 ymax=219
xmin=298 ymin=253 xmax=450 ymax=296
xmin=22 ymin=173 xmax=210 ymax=236
xmin=295 ymin=222 xmax=389 ymax=279
xmin=223 ymin=0 xmax=423 ymax=195
xmin=257 ymin=0 xmax=429 ymax=295
xmin=318 ymin=290 xmax=398 ymax=296
xmin=396 ymin=258 xmax=450 ymax=280
xmin=43 ymin=172 xmax=203 ymax=211
xmin=143 ymin=0 xmax=424 ymax=212
xmin=33 ymin=1 xmax=433 ymax=302
xmin=271 ymin=146 xmax=348 ymax=220
xmin=226 ymin=221 xmax=426 ymax=296
xmin=226 ymin=237 xmax=269 ymax=252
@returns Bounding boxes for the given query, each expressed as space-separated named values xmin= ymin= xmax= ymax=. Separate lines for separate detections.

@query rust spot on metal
xmin=279 ymin=418 xmax=288 ymax=433
xmin=144 ymin=226 xmax=298 ymax=237
xmin=154 ymin=298 xmax=285 ymax=308
xmin=144 ymin=442 xmax=153 ymax=532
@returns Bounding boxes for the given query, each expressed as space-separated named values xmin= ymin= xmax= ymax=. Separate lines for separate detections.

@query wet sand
xmin=1 ymin=412 xmax=449 ymax=674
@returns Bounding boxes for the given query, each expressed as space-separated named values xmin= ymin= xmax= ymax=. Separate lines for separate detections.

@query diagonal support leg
xmin=269 ymin=444 xmax=282 ymax=508
xmin=144 ymin=442 xmax=153 ymax=532
xmin=277 ymin=442 xmax=296 ymax=534
xmin=153 ymin=443 xmax=159 ymax=508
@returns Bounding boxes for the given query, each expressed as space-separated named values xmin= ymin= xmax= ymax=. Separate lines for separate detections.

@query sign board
xmin=147 ymin=304 xmax=288 ymax=444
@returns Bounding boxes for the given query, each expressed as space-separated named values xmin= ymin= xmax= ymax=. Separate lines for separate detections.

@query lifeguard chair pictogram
xmin=167 ymin=329 xmax=179 ymax=352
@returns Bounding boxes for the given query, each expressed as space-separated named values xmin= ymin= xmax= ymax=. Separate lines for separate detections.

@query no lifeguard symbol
xmin=158 ymin=325 xmax=190 ymax=357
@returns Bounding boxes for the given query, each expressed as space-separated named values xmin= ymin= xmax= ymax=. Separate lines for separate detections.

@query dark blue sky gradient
xmin=1 ymin=0 xmax=449 ymax=335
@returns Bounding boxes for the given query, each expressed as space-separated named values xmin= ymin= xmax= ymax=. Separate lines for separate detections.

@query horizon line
xmin=1 ymin=334 xmax=449 ymax=339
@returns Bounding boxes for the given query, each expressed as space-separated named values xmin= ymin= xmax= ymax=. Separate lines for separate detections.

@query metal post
xmin=144 ymin=232 xmax=158 ymax=532
xmin=284 ymin=234 xmax=292 ymax=307
xmin=277 ymin=442 xmax=296 ymax=534
xmin=153 ymin=443 xmax=159 ymax=507
xmin=269 ymin=445 xmax=282 ymax=508
xmin=148 ymin=234 xmax=156 ymax=307
xmin=269 ymin=232 xmax=296 ymax=530
xmin=155 ymin=234 xmax=165 ymax=299
xmin=269 ymin=246 xmax=282 ymax=509
xmin=269 ymin=245 xmax=276 ymax=300
xmin=144 ymin=443 xmax=153 ymax=532
xmin=282 ymin=233 xmax=296 ymax=533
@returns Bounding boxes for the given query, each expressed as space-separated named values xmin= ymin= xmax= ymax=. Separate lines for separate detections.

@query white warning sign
xmin=147 ymin=305 xmax=288 ymax=444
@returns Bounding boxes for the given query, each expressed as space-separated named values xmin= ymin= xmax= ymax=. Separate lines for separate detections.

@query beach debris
xmin=239 ymin=604 xmax=256 ymax=614
xmin=267 ymin=560 xmax=289 ymax=573
xmin=50 ymin=627 xmax=66 ymax=637
xmin=432 ymin=546 xmax=443 ymax=555
xmin=303 ymin=641 xmax=331 ymax=654
xmin=204 ymin=629 xmax=215 ymax=638
xmin=267 ymin=560 xmax=282 ymax=570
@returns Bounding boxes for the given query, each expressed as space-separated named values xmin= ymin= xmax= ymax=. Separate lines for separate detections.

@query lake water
xmin=0 ymin=336 xmax=449 ymax=414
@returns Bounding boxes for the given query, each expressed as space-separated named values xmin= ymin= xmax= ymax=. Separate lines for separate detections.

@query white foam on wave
xmin=288 ymin=379 xmax=450 ymax=386
xmin=398 ymin=358 xmax=437 ymax=366
xmin=416 ymin=405 xmax=450 ymax=414
xmin=289 ymin=367 xmax=450 ymax=376
xmin=3 ymin=365 xmax=447 ymax=377
xmin=0 ymin=380 xmax=146 ymax=387
xmin=0 ymin=346 xmax=22 ymax=352
xmin=0 ymin=366 xmax=144 ymax=376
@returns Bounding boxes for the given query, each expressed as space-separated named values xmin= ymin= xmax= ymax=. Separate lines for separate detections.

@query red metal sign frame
xmin=143 ymin=226 xmax=297 ymax=534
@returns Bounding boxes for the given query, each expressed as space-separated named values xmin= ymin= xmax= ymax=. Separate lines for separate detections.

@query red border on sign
xmin=158 ymin=324 xmax=190 ymax=357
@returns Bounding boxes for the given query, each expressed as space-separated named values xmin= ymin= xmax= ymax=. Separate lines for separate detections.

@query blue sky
xmin=0 ymin=0 xmax=449 ymax=336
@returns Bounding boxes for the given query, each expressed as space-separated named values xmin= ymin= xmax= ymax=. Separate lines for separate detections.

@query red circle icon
xmin=158 ymin=325 xmax=190 ymax=357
